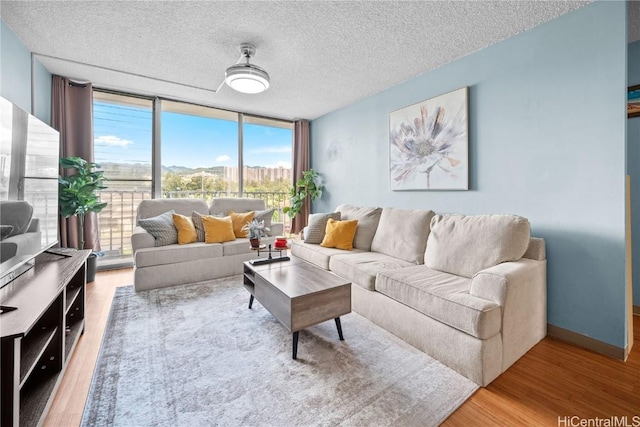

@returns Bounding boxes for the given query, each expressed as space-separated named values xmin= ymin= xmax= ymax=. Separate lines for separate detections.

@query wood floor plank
xmin=44 ymin=268 xmax=132 ymax=427
xmin=43 ymin=268 xmax=640 ymax=426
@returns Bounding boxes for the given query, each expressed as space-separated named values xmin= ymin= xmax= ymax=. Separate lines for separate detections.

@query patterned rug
xmin=81 ymin=276 xmax=478 ymax=426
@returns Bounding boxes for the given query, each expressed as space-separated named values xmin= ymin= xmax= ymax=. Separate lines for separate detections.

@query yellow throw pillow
xmin=172 ymin=213 xmax=197 ymax=245
xmin=320 ymin=218 xmax=359 ymax=250
xmin=202 ymin=215 xmax=236 ymax=243
xmin=228 ymin=210 xmax=255 ymax=238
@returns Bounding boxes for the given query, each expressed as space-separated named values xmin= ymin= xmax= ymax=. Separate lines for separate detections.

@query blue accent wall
xmin=33 ymin=59 xmax=52 ymax=124
xmin=1 ymin=20 xmax=51 ymax=124
xmin=310 ymin=2 xmax=628 ymax=348
xmin=629 ymin=40 xmax=640 ymax=307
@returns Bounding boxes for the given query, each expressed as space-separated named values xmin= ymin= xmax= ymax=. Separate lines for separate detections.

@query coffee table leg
xmin=248 ymin=295 xmax=254 ymax=309
xmin=292 ymin=331 xmax=299 ymax=359
xmin=335 ymin=317 xmax=344 ymax=340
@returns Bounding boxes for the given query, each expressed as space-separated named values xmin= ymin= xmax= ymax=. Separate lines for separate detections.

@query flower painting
xmin=389 ymin=87 xmax=468 ymax=190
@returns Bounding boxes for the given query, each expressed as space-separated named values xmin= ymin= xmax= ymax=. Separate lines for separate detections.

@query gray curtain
xmin=52 ymin=75 xmax=101 ymax=251
xmin=291 ymin=119 xmax=310 ymax=235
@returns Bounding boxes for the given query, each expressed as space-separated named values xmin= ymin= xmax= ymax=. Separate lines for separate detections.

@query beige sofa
xmin=131 ymin=198 xmax=283 ymax=291
xmin=291 ymin=205 xmax=547 ymax=386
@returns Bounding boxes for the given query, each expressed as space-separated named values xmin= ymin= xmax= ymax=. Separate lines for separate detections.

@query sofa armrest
xmin=268 ymin=222 xmax=284 ymax=236
xmin=470 ymin=258 xmax=547 ymax=370
xmin=131 ymin=226 xmax=155 ymax=253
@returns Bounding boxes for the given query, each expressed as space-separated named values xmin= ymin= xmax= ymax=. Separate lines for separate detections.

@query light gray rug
xmin=82 ymin=276 xmax=478 ymax=427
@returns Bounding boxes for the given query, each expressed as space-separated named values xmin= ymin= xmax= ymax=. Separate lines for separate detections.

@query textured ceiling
xmin=2 ymin=0 xmax=635 ymax=121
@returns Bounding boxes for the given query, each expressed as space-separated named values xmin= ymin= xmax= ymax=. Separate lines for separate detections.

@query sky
xmin=93 ymin=101 xmax=292 ymax=169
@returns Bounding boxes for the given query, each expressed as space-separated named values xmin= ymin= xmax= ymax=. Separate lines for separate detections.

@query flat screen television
xmin=0 ymin=96 xmax=60 ymax=287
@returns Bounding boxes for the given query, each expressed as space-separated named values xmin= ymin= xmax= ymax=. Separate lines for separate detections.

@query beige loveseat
xmin=291 ymin=205 xmax=547 ymax=386
xmin=131 ymin=198 xmax=283 ymax=291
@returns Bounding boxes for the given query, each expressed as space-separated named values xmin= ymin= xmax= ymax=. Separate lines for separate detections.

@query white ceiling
xmin=2 ymin=1 xmax=638 ymax=121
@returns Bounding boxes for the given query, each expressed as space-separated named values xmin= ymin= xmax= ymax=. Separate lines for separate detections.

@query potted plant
xmin=283 ymin=169 xmax=323 ymax=221
xmin=58 ymin=156 xmax=108 ymax=281
xmin=242 ymin=219 xmax=270 ymax=248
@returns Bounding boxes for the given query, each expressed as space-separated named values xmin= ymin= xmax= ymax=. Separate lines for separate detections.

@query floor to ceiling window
xmin=93 ymin=91 xmax=153 ymax=266
xmin=161 ymin=101 xmax=239 ymax=197
xmin=242 ymin=115 xmax=293 ymax=229
xmin=93 ymin=91 xmax=294 ymax=267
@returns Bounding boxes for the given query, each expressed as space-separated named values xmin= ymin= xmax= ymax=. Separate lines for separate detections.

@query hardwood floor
xmin=44 ymin=268 xmax=132 ymax=426
xmin=44 ymin=268 xmax=640 ymax=426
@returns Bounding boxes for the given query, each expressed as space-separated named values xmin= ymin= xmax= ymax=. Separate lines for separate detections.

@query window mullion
xmin=152 ymin=97 xmax=162 ymax=199
xmin=238 ymin=113 xmax=244 ymax=197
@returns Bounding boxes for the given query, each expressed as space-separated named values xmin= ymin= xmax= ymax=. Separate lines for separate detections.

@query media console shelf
xmin=0 ymin=250 xmax=89 ymax=427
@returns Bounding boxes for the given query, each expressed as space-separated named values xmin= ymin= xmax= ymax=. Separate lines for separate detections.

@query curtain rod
xmin=34 ymin=52 xmax=221 ymax=93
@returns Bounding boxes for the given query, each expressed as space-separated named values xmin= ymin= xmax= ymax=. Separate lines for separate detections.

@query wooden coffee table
xmin=243 ymin=257 xmax=351 ymax=359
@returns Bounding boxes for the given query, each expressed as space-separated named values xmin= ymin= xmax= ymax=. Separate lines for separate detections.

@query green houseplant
xmin=241 ymin=219 xmax=270 ymax=248
xmin=59 ymin=157 xmax=108 ymax=280
xmin=283 ymin=169 xmax=323 ymax=220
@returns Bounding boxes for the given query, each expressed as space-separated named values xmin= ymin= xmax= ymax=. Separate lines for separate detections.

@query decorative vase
xmin=250 ymin=238 xmax=260 ymax=248
xmin=86 ymin=252 xmax=98 ymax=282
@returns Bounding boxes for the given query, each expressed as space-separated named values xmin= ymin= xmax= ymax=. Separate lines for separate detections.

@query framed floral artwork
xmin=389 ymin=87 xmax=468 ymax=190
xmin=629 ymin=85 xmax=640 ymax=118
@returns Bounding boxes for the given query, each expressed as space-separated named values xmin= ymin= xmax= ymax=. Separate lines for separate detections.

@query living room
xmin=1 ymin=1 xmax=639 ymax=426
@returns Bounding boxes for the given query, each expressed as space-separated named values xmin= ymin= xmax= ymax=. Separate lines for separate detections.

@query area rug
xmin=81 ymin=276 xmax=478 ymax=427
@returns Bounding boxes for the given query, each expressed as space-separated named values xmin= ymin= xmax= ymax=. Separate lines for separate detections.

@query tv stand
xmin=0 ymin=250 xmax=90 ymax=427
xmin=45 ymin=247 xmax=75 ymax=257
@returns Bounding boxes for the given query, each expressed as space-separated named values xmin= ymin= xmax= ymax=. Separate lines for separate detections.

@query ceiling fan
xmin=223 ymin=43 xmax=270 ymax=94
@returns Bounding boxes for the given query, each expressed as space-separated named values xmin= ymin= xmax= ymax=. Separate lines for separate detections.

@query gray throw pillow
xmin=192 ymin=211 xmax=206 ymax=242
xmin=192 ymin=212 xmax=222 ymax=242
xmin=138 ymin=210 xmax=178 ymax=247
xmin=254 ymin=209 xmax=275 ymax=229
xmin=304 ymin=212 xmax=341 ymax=244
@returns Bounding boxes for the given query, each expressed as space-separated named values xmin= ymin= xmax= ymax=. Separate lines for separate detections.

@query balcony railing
xmin=97 ymin=190 xmax=291 ymax=266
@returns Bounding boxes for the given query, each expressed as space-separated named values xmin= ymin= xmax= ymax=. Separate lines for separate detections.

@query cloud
xmin=94 ymin=135 xmax=133 ymax=147
xmin=216 ymin=155 xmax=231 ymax=163
xmin=247 ymin=146 xmax=291 ymax=154
xmin=265 ymin=161 xmax=291 ymax=168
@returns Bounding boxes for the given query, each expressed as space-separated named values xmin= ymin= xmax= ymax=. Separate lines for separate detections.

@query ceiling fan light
xmin=225 ymin=63 xmax=270 ymax=94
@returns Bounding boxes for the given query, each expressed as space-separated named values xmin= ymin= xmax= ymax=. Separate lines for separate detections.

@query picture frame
xmin=389 ymin=87 xmax=469 ymax=190
xmin=629 ymin=85 xmax=640 ymax=118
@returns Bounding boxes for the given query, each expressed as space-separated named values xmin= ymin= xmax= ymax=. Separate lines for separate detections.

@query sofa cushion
xmin=203 ymin=216 xmax=236 ymax=243
xmin=376 ymin=265 xmax=502 ymax=339
xmin=0 ymin=200 xmax=33 ymax=238
xmin=138 ymin=210 xmax=178 ymax=247
xmin=172 ymin=213 xmax=197 ymax=245
xmin=370 ymin=207 xmax=435 ymax=264
xmin=304 ymin=212 xmax=341 ymax=244
xmin=209 ymin=198 xmax=265 ymax=216
xmin=321 ymin=219 xmax=358 ymax=250
xmin=254 ymin=209 xmax=275 ymax=228
xmin=329 ymin=252 xmax=415 ymax=291
xmin=228 ymin=210 xmax=255 ymax=238
xmin=192 ymin=211 xmax=208 ymax=242
xmin=137 ymin=198 xmax=209 ymax=221
xmin=291 ymin=240 xmax=363 ymax=270
xmin=0 ymin=225 xmax=14 ymax=240
xmin=221 ymin=238 xmax=252 ymax=256
xmin=335 ymin=205 xmax=382 ymax=251
xmin=135 ymin=242 xmax=223 ymax=268
xmin=425 ymin=214 xmax=531 ymax=278
xmin=221 ymin=236 xmax=276 ymax=256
